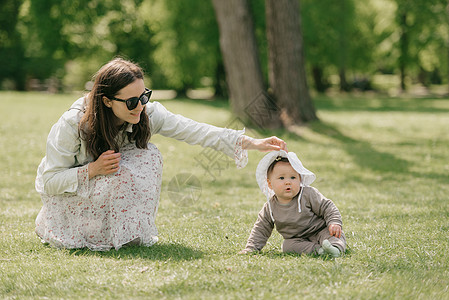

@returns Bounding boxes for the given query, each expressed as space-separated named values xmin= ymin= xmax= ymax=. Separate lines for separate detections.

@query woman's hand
xmin=242 ymin=135 xmax=287 ymax=152
xmin=88 ymin=150 xmax=121 ymax=179
xmin=328 ymin=224 xmax=342 ymax=238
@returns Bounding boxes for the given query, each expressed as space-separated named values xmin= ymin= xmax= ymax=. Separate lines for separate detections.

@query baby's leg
xmin=321 ymin=240 xmax=340 ymax=257
xmin=316 ymin=227 xmax=347 ymax=255
xmin=282 ymin=238 xmax=321 ymax=255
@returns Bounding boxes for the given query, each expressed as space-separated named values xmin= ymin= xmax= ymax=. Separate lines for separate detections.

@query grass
xmin=0 ymin=91 xmax=448 ymax=299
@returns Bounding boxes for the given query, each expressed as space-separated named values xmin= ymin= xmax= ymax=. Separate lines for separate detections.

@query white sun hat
xmin=256 ymin=150 xmax=316 ymax=221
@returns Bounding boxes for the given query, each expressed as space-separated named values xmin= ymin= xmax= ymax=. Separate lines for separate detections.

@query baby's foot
xmin=322 ymin=239 xmax=340 ymax=258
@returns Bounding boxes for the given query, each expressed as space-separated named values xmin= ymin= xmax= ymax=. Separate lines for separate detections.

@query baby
xmin=240 ymin=151 xmax=346 ymax=257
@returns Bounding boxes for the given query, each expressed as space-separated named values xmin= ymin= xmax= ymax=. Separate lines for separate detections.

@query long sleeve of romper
xmin=308 ymin=187 xmax=342 ymax=228
xmin=245 ymin=188 xmax=343 ymax=244
xmin=243 ymin=203 xmax=274 ymax=252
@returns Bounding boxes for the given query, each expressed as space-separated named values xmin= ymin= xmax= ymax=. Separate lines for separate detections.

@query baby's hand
xmin=328 ymin=224 xmax=342 ymax=238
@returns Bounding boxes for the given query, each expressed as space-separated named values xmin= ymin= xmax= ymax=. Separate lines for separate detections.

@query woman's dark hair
xmin=79 ymin=58 xmax=151 ymax=160
xmin=267 ymin=156 xmax=290 ymax=176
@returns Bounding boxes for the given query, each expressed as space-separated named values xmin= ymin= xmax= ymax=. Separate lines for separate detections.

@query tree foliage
xmin=0 ymin=0 xmax=448 ymax=93
xmin=302 ymin=0 xmax=449 ymax=91
xmin=393 ymin=0 xmax=448 ymax=88
xmin=0 ymin=0 xmax=26 ymax=89
xmin=150 ymin=0 xmax=221 ymax=94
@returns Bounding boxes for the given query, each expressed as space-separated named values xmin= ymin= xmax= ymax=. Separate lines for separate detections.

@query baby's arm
xmin=308 ymin=187 xmax=343 ymax=237
xmin=240 ymin=204 xmax=274 ymax=254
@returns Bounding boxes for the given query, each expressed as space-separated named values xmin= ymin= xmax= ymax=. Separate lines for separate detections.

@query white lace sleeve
xmin=234 ymin=135 xmax=248 ymax=169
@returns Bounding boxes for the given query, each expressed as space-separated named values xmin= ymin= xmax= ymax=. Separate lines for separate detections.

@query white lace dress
xmin=35 ymin=98 xmax=248 ymax=251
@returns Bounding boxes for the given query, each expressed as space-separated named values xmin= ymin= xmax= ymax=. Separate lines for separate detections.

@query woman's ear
xmin=102 ymin=96 xmax=112 ymax=108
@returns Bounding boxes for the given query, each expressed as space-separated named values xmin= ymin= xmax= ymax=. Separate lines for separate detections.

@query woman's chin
xmin=127 ymin=117 xmax=141 ymax=124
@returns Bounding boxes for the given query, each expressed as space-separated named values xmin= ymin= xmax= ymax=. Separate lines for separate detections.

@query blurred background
xmin=0 ymin=0 xmax=447 ymax=98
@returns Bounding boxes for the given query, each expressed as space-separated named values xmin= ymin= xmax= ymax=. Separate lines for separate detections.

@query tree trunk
xmin=213 ymin=60 xmax=227 ymax=99
xmin=337 ymin=0 xmax=351 ymax=92
xmin=312 ymin=65 xmax=327 ymax=93
xmin=399 ymin=12 xmax=408 ymax=91
xmin=339 ymin=68 xmax=351 ymax=92
xmin=265 ymin=0 xmax=317 ymax=124
xmin=447 ymin=0 xmax=449 ymax=93
xmin=212 ymin=0 xmax=282 ymax=129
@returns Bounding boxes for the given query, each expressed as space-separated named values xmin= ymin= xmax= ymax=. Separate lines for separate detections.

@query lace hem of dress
xmin=36 ymin=234 xmax=159 ymax=251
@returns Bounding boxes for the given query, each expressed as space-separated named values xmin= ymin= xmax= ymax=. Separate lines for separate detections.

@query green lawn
xmin=1 ymin=91 xmax=448 ymax=299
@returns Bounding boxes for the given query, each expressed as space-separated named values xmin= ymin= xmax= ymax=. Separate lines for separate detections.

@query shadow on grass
xmin=306 ymin=121 xmax=447 ymax=185
xmin=68 ymin=242 xmax=204 ymax=261
xmin=158 ymin=97 xmax=230 ymax=110
xmin=161 ymin=95 xmax=449 ymax=114
xmin=247 ymin=246 xmax=353 ymax=261
xmin=257 ymin=120 xmax=410 ymax=175
xmin=309 ymin=120 xmax=411 ymax=174
xmin=314 ymin=95 xmax=449 ymax=113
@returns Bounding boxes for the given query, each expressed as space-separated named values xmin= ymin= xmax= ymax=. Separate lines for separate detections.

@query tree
xmin=212 ymin=0 xmax=282 ymax=128
xmin=396 ymin=1 xmax=409 ymax=91
xmin=0 ymin=0 xmax=25 ymax=90
xmin=265 ymin=0 xmax=317 ymax=124
xmin=151 ymin=0 xmax=222 ymax=96
xmin=103 ymin=0 xmax=157 ymax=82
xmin=447 ymin=0 xmax=449 ymax=91
xmin=212 ymin=0 xmax=318 ymax=127
xmin=393 ymin=0 xmax=448 ymax=90
xmin=302 ymin=0 xmax=372 ymax=92
xmin=18 ymin=0 xmax=159 ymax=90
xmin=18 ymin=0 xmax=106 ymax=88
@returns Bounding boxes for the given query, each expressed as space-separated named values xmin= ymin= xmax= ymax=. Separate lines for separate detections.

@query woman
xmin=35 ymin=58 xmax=287 ymax=251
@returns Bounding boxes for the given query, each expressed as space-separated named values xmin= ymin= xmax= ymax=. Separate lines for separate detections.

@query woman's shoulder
xmin=146 ymin=101 xmax=167 ymax=116
xmin=145 ymin=101 xmax=174 ymax=133
xmin=60 ymin=97 xmax=86 ymax=126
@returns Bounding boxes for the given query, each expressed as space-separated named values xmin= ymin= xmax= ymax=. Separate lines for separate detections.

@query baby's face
xmin=267 ymin=162 xmax=301 ymax=203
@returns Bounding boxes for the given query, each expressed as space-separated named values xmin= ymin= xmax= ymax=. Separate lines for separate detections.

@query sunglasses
xmin=109 ymin=88 xmax=152 ymax=110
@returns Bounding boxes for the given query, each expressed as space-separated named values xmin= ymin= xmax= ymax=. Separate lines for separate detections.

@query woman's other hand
xmin=88 ymin=150 xmax=121 ymax=179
